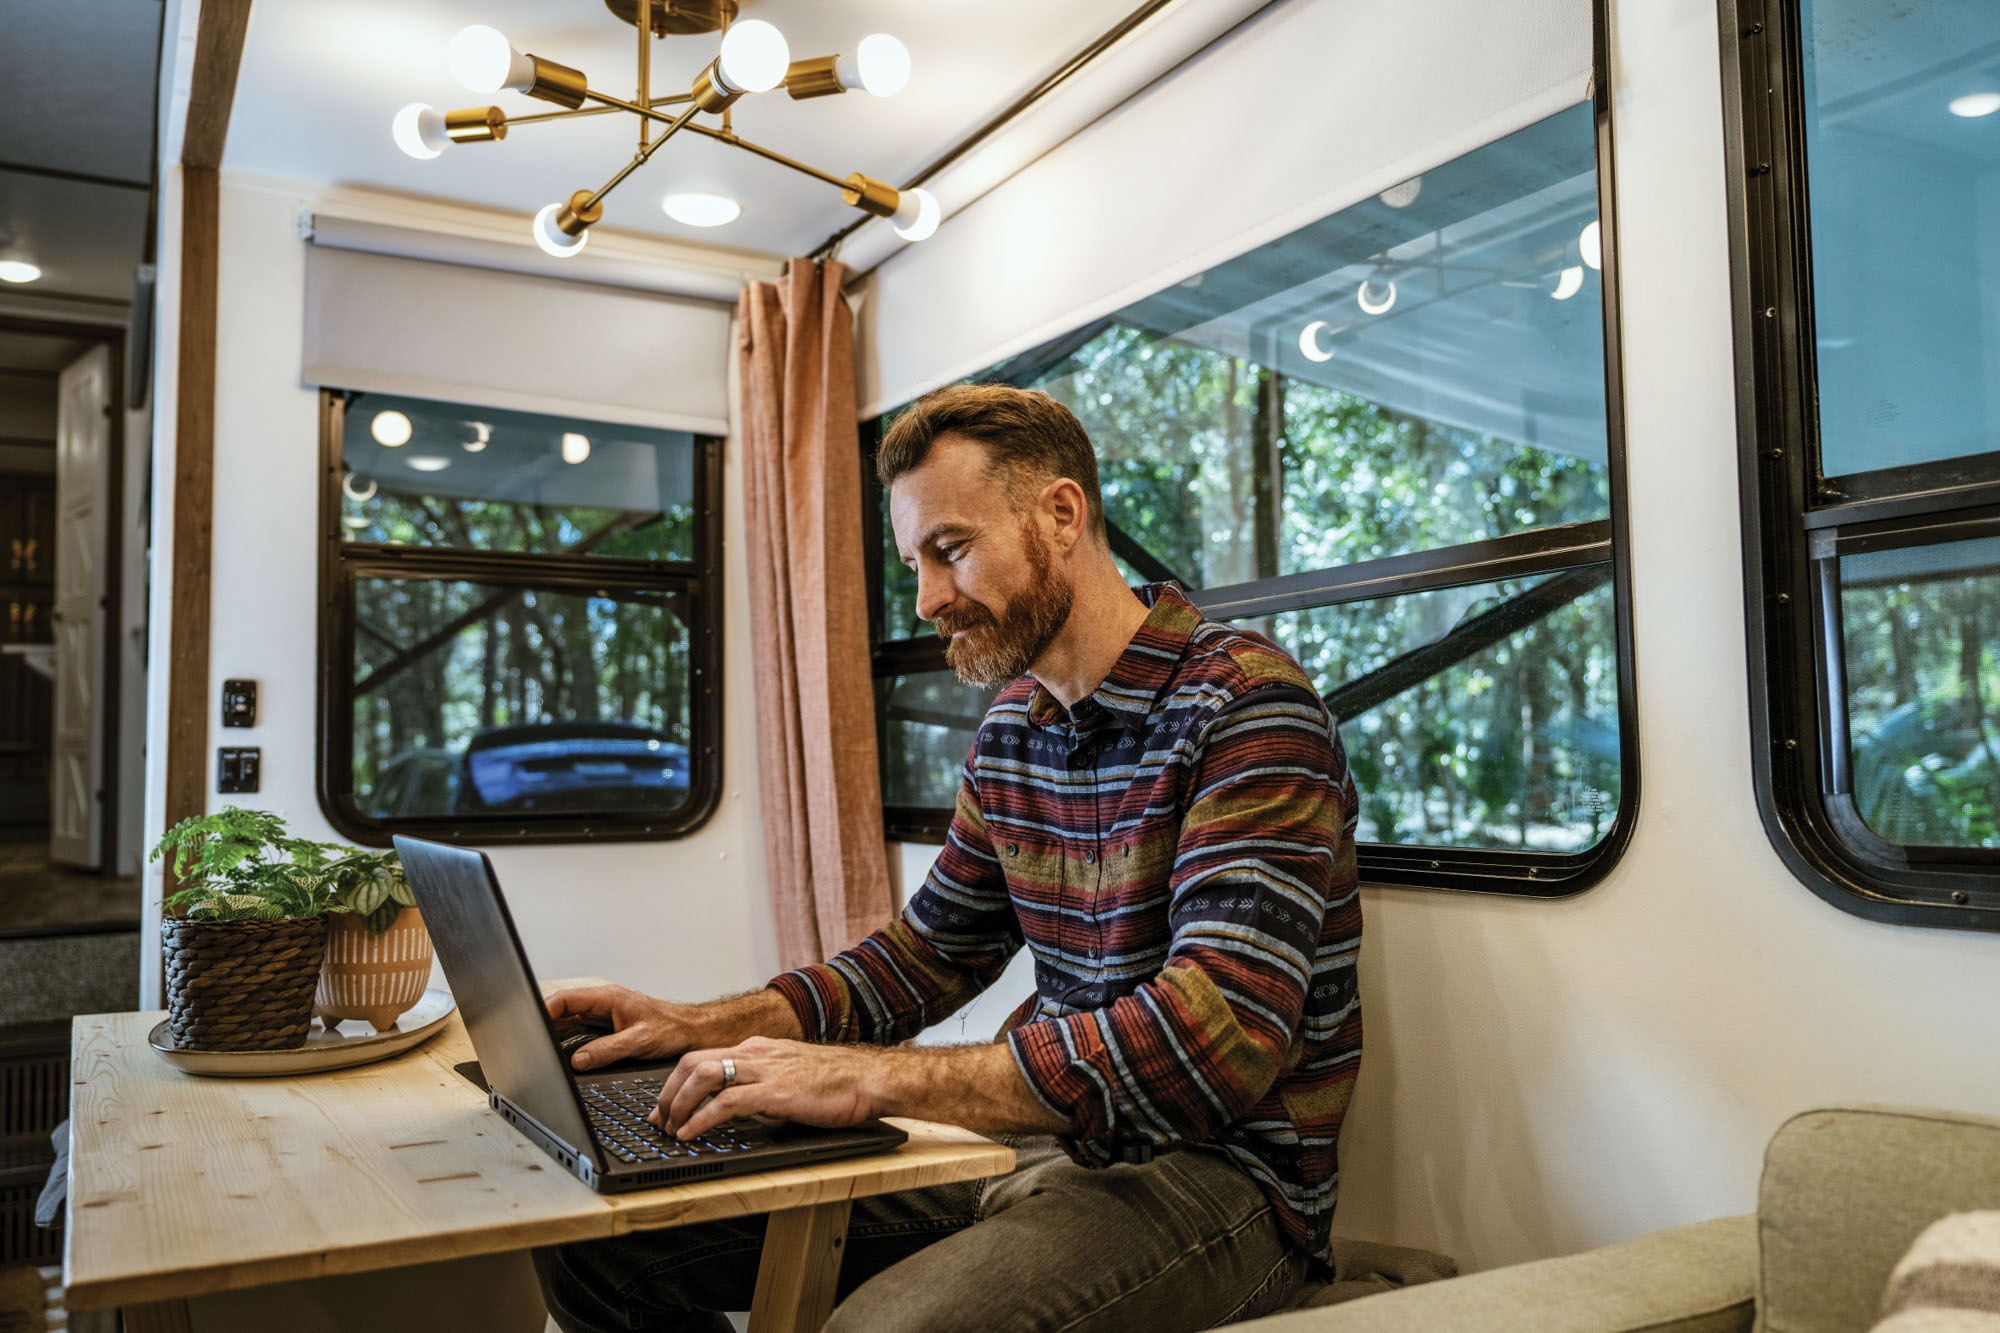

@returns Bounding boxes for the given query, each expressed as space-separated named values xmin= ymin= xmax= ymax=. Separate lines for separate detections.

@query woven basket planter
xmin=316 ymin=907 xmax=434 ymax=1032
xmin=161 ymin=917 xmax=329 ymax=1052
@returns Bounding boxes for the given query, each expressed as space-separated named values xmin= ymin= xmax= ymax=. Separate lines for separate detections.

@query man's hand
xmin=655 ymin=1036 xmax=877 ymax=1139
xmin=543 ymin=984 xmax=802 ymax=1072
xmin=650 ymin=1036 xmax=1074 ymax=1141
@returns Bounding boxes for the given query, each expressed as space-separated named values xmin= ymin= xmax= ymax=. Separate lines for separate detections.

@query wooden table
xmin=64 ymin=983 xmax=1014 ymax=1332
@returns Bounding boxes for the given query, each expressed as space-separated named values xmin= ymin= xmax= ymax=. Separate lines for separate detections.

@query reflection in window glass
xmin=877 ymin=106 xmax=1610 ymax=638
xmin=1799 ymin=0 xmax=2000 ymax=476
xmin=1259 ymin=574 xmax=1621 ymax=851
xmin=341 ymin=392 xmax=697 ymax=562
xmin=349 ymin=577 xmax=691 ymax=820
xmin=877 ymin=671 xmax=1000 ymax=808
xmin=1840 ymin=537 xmax=1999 ymax=847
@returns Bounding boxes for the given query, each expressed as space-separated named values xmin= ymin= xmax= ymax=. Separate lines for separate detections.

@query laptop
xmin=395 ymin=835 xmax=908 ymax=1193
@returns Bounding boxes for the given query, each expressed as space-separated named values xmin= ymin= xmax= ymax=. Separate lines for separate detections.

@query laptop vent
xmin=634 ymin=1162 xmax=727 ymax=1186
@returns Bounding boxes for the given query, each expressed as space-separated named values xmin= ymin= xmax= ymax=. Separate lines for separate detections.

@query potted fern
xmin=316 ymin=850 xmax=435 ymax=1033
xmin=152 ymin=806 xmax=344 ymax=1051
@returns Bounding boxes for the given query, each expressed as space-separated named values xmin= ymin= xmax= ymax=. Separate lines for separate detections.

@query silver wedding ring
xmin=720 ymin=1056 xmax=737 ymax=1089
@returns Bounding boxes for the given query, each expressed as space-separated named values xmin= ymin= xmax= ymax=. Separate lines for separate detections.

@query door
xmin=51 ymin=345 xmax=109 ymax=868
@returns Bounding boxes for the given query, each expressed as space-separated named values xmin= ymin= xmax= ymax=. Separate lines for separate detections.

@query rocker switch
xmin=217 ymin=747 xmax=261 ymax=794
xmin=221 ymin=679 xmax=257 ymax=727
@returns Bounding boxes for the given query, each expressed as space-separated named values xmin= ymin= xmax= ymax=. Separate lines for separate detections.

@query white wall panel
xmin=860 ymin=0 xmax=1591 ymax=415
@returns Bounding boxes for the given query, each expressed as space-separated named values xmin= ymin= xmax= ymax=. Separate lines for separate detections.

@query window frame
xmin=1718 ymin=0 xmax=2000 ymax=929
xmin=864 ymin=1 xmax=1641 ymax=896
xmin=314 ymin=388 xmax=725 ymax=846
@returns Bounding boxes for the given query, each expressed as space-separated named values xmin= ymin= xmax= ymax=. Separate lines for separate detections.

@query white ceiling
xmin=226 ymin=0 xmax=1137 ymax=258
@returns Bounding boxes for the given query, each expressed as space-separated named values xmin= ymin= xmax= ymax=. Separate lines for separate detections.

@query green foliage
xmin=877 ymin=322 xmax=1622 ymax=853
xmin=325 ymin=850 xmax=418 ymax=934
xmin=151 ymin=807 xmax=348 ymax=923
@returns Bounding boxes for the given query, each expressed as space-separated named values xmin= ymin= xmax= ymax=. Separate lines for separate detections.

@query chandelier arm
xmin=583 ymin=99 xmax=703 ymax=211
xmin=503 ymin=93 xmax=692 ymax=130
xmin=636 ymin=0 xmax=650 ymax=148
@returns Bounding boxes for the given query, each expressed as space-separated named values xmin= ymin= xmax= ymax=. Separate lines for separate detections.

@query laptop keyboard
xmin=581 ymin=1076 xmax=764 ymax=1166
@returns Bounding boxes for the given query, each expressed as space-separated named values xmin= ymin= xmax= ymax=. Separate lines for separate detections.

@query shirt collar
xmin=1025 ymin=582 xmax=1202 ymax=734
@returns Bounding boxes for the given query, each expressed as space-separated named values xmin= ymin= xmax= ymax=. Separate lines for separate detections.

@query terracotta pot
xmin=315 ymin=907 xmax=434 ymax=1032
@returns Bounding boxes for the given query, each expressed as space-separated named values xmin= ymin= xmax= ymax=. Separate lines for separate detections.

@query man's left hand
xmin=654 ymin=1035 xmax=877 ymax=1140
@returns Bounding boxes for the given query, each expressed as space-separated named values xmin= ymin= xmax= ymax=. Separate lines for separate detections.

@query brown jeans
xmin=534 ymin=1135 xmax=1308 ymax=1332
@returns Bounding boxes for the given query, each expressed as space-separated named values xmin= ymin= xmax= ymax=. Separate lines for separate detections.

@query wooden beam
xmin=181 ymin=1 xmax=255 ymax=171
xmin=163 ymin=0 xmax=253 ymax=847
xmin=163 ymin=166 xmax=218 ymax=845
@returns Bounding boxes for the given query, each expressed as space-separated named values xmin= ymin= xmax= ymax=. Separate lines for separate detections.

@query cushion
xmin=1869 ymin=1212 xmax=2000 ymax=1333
xmin=1286 ymin=1235 xmax=1459 ymax=1308
xmin=1227 ymin=1214 xmax=1757 ymax=1333
xmin=1756 ymin=1106 xmax=2000 ymax=1333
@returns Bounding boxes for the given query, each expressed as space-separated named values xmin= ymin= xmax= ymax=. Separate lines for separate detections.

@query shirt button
xmin=1083 ymin=850 xmax=1096 ymax=864
xmin=1006 ymin=844 xmax=1019 ymax=857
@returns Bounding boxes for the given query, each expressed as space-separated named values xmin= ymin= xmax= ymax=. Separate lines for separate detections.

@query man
xmin=535 ymin=383 xmax=1362 ymax=1332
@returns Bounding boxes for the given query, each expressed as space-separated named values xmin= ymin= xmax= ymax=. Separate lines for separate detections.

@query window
xmin=1722 ymin=0 xmax=2000 ymax=926
xmin=868 ymin=100 xmax=1638 ymax=894
xmin=317 ymin=390 xmax=722 ymax=844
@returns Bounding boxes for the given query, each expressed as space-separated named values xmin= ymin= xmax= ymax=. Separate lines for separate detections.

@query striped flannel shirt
xmin=770 ymin=582 xmax=1363 ymax=1256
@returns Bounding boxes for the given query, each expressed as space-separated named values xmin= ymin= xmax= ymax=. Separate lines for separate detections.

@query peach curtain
xmin=737 ymin=258 xmax=892 ymax=970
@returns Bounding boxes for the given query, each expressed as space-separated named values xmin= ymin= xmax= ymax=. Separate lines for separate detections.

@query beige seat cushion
xmin=1756 ymin=1107 xmax=2000 ymax=1333
xmin=1227 ymin=1214 xmax=1757 ymax=1333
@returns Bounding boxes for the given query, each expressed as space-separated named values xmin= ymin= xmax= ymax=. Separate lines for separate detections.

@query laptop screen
xmin=394 ymin=836 xmax=601 ymax=1165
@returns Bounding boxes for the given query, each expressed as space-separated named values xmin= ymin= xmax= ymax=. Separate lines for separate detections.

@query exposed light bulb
xmin=1949 ymin=92 xmax=2000 ymax=118
xmin=1298 ymin=321 xmax=1334 ymax=363
xmin=392 ymin=103 xmax=449 ymax=159
xmin=561 ymin=432 xmax=591 ymax=464
xmin=1378 ymin=178 xmax=1422 ymax=208
xmin=533 ymin=202 xmax=589 ymax=257
xmin=1551 ymin=265 xmax=1586 ymax=300
xmin=0 ymin=261 xmax=41 ymax=284
xmin=1356 ymin=279 xmax=1396 ymax=315
xmin=448 ymin=25 xmax=531 ymax=94
xmin=371 ymin=410 xmax=413 ymax=447
xmin=662 ymin=192 xmax=742 ymax=227
xmin=406 ymin=455 xmax=451 ymax=473
xmin=1579 ymin=219 xmax=1602 ymax=271
xmin=718 ymin=20 xmax=790 ymax=94
xmin=853 ymin=34 xmax=910 ymax=96
xmin=891 ymin=188 xmax=941 ymax=242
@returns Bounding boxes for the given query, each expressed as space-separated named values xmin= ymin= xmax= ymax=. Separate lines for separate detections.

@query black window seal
xmin=314 ymin=388 xmax=724 ymax=846
xmin=1717 ymin=0 xmax=2000 ymax=929
xmin=864 ymin=0 xmax=1641 ymax=900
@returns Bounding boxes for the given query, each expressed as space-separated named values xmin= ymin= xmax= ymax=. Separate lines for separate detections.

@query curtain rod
xmin=806 ymin=0 xmax=1184 ymax=262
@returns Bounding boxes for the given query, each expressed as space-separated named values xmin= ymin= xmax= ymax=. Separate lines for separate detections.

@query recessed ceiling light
xmin=0 ymin=261 xmax=42 ymax=284
xmin=662 ymin=193 xmax=743 ymax=227
xmin=406 ymin=455 xmax=451 ymax=473
xmin=1949 ymin=92 xmax=2000 ymax=118
xmin=561 ymin=432 xmax=591 ymax=464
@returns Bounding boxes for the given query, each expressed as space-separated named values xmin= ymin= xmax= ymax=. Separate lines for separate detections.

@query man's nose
xmin=915 ymin=565 xmax=955 ymax=622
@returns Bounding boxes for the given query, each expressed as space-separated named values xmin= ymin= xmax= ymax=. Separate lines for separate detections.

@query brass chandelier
xmin=392 ymin=0 xmax=941 ymax=256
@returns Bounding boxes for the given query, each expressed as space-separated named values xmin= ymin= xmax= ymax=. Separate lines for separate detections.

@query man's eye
xmin=940 ymin=542 xmax=967 ymax=562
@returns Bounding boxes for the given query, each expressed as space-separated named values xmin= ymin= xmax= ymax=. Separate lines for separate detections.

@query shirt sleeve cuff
xmin=766 ymin=970 xmax=837 ymax=1044
xmin=1007 ymin=1016 xmax=1112 ymax=1143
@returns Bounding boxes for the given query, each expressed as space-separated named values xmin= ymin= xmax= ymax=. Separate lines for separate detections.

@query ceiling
xmin=225 ymin=0 xmax=1139 ymax=257
xmin=0 ymin=0 xmax=160 ymax=374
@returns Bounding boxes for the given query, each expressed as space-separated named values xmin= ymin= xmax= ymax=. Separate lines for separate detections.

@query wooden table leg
xmin=121 ymin=1299 xmax=194 ymax=1333
xmin=748 ymin=1197 xmax=854 ymax=1332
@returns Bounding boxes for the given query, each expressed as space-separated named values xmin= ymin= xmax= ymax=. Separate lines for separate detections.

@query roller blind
xmin=858 ymin=0 xmax=1593 ymax=416
xmin=302 ymin=244 xmax=732 ymax=435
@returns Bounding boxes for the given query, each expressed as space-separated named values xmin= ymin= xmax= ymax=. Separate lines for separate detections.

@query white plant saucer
xmin=149 ymin=987 xmax=455 ymax=1077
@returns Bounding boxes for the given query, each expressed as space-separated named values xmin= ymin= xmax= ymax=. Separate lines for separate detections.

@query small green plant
xmin=151 ymin=806 xmax=347 ymax=923
xmin=325 ymin=850 xmax=417 ymax=934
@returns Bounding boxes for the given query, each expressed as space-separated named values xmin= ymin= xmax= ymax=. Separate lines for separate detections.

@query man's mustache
xmin=933 ymin=605 xmax=995 ymax=638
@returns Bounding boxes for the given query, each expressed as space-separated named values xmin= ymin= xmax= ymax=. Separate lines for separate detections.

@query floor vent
xmin=0 ymin=1021 xmax=67 ymax=1267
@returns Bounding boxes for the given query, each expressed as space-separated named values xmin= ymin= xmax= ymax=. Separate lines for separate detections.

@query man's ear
xmin=1043 ymin=477 xmax=1090 ymax=555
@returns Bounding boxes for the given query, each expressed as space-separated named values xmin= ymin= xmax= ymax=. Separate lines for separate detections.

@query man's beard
xmin=933 ymin=524 xmax=1073 ymax=688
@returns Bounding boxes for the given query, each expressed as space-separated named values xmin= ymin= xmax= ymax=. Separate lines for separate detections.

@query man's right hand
xmin=542 ymin=984 xmax=804 ymax=1071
